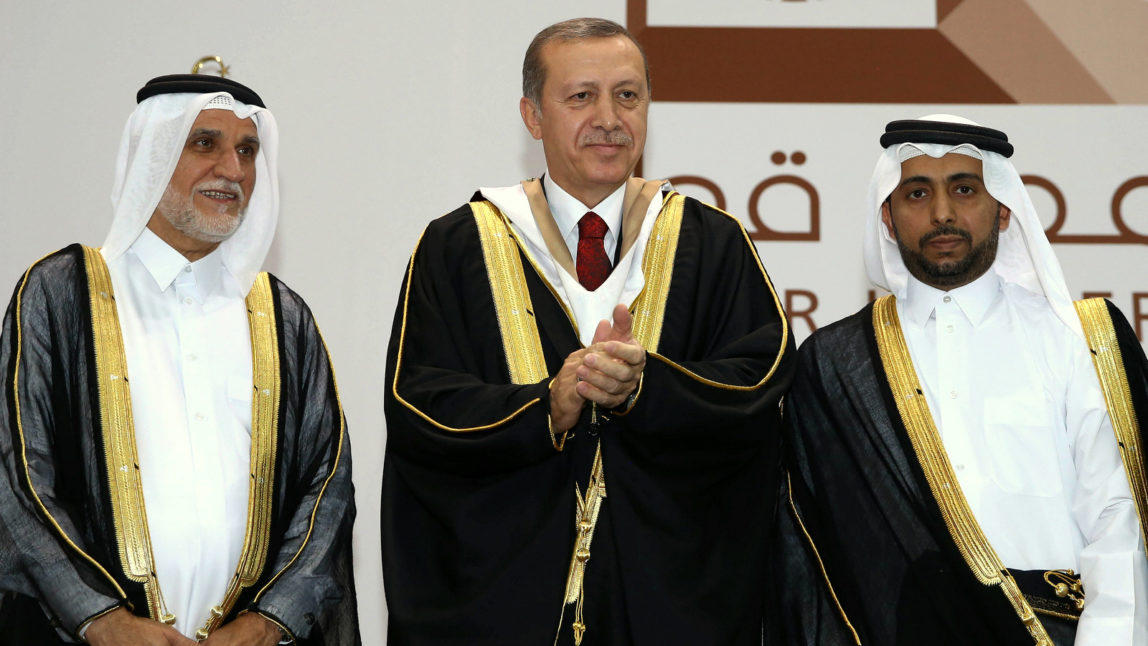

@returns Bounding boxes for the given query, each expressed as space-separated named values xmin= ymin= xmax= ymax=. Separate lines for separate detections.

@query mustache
xmin=919 ymin=225 xmax=972 ymax=246
xmin=195 ymin=178 xmax=246 ymax=204
xmin=579 ymin=131 xmax=633 ymax=146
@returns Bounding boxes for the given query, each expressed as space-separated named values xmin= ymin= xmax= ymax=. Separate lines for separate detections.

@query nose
xmin=214 ymin=150 xmax=246 ymax=182
xmin=591 ymin=96 xmax=620 ymax=130
xmin=930 ymin=192 xmax=956 ymax=225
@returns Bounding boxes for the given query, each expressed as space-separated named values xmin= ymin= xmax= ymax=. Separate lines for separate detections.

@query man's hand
xmin=84 ymin=608 xmax=196 ymax=646
xmin=550 ymin=349 xmax=588 ymax=433
xmin=201 ymin=612 xmax=284 ymax=646
xmin=576 ymin=304 xmax=646 ymax=409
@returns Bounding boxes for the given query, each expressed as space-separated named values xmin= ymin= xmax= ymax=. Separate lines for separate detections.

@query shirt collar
xmin=903 ymin=270 xmax=1002 ymax=326
xmin=130 ymin=227 xmax=224 ymax=297
xmin=544 ymin=173 xmax=626 ymax=241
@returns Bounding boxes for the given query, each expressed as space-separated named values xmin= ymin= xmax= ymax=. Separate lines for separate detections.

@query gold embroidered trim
xmin=10 ymin=250 xmax=129 ymax=611
xmin=472 ymin=201 xmax=549 ymax=385
xmin=629 ymin=193 xmax=683 ymax=351
xmin=786 ymin=472 xmax=861 ymax=645
xmin=195 ymin=273 xmax=281 ymax=638
xmin=1074 ymin=298 xmax=1148 ymax=548
xmin=391 ymin=229 xmax=544 ymax=432
xmin=872 ymin=295 xmax=1050 ymax=645
xmin=76 ymin=603 xmax=127 ymax=635
xmin=253 ymin=314 xmax=349 ymax=609
xmin=83 ymin=246 xmax=173 ymax=623
xmin=246 ymin=609 xmax=296 ymax=642
xmin=547 ymin=379 xmax=569 ymax=451
xmin=642 ymin=201 xmax=790 ymax=392
xmin=1031 ymin=606 xmax=1083 ymax=622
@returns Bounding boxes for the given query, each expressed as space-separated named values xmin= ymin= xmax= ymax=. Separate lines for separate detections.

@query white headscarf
xmin=863 ymin=114 xmax=1081 ymax=337
xmin=102 ymin=91 xmax=280 ymax=294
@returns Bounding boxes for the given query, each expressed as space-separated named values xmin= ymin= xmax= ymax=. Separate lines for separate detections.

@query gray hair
xmin=522 ymin=17 xmax=650 ymax=107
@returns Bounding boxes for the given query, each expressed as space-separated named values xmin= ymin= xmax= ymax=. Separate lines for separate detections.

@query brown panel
xmin=937 ymin=0 xmax=965 ymax=23
xmin=633 ymin=26 xmax=1013 ymax=104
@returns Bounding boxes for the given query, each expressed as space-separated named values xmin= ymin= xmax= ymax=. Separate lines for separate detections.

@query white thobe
xmin=898 ymin=271 xmax=1148 ymax=645
xmin=104 ymin=228 xmax=252 ymax=639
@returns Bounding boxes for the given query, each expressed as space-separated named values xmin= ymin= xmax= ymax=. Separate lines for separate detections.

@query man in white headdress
xmin=0 ymin=75 xmax=358 ymax=645
xmin=773 ymin=116 xmax=1148 ymax=646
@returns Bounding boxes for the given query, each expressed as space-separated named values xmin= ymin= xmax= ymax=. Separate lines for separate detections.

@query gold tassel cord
xmin=559 ymin=444 xmax=606 ymax=645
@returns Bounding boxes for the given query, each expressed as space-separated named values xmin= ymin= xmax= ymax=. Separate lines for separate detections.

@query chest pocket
xmin=983 ymin=394 xmax=1063 ymax=497
xmin=227 ymin=376 xmax=254 ymax=435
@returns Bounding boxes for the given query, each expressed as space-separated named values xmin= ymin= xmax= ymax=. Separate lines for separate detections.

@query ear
xmin=996 ymin=203 xmax=1012 ymax=231
xmin=880 ymin=200 xmax=896 ymax=238
xmin=519 ymin=97 xmax=543 ymax=140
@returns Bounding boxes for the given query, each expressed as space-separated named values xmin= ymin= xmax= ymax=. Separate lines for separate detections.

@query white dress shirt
xmin=105 ymin=228 xmax=252 ymax=639
xmin=544 ymin=173 xmax=626 ymax=266
xmin=898 ymin=271 xmax=1148 ymax=645
xmin=481 ymin=175 xmax=666 ymax=346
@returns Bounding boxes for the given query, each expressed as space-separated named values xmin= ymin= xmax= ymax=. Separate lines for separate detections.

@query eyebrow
xmin=899 ymin=171 xmax=983 ymax=188
xmin=947 ymin=172 xmax=982 ymax=183
xmin=241 ymin=135 xmax=261 ymax=146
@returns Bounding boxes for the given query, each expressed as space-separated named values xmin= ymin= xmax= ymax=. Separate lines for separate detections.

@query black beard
xmin=893 ymin=214 xmax=1001 ymax=289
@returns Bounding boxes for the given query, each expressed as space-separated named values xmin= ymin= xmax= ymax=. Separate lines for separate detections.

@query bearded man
xmin=773 ymin=116 xmax=1148 ymax=646
xmin=0 ymin=75 xmax=358 ymax=645
xmin=382 ymin=17 xmax=793 ymax=646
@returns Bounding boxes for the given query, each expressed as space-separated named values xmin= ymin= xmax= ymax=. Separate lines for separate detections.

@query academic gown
xmin=382 ymin=192 xmax=794 ymax=646
xmin=0 ymin=244 xmax=360 ymax=645
xmin=771 ymin=299 xmax=1148 ymax=646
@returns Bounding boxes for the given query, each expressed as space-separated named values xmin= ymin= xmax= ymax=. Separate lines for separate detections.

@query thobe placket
xmin=931 ymin=295 xmax=984 ymax=514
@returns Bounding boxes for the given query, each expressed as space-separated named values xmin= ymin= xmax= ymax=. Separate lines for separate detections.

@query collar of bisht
xmin=102 ymin=74 xmax=280 ymax=296
xmin=862 ymin=114 xmax=1082 ymax=339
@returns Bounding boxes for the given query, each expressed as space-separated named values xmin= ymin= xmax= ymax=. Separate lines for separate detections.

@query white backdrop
xmin=2 ymin=2 xmax=1145 ymax=644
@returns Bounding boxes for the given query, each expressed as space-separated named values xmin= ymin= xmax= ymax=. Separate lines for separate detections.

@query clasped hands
xmin=551 ymin=304 xmax=646 ymax=433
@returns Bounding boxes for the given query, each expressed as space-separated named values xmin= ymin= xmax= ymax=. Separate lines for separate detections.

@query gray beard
xmin=894 ymin=213 xmax=1001 ymax=289
xmin=157 ymin=184 xmax=246 ymax=244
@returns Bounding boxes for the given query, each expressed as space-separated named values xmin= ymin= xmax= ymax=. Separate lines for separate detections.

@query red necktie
xmin=576 ymin=212 xmax=612 ymax=291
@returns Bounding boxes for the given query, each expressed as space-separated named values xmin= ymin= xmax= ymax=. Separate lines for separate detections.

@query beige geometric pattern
xmin=629 ymin=0 xmax=1148 ymax=104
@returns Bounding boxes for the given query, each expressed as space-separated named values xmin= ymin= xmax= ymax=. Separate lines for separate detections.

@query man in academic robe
xmin=382 ymin=17 xmax=794 ymax=646
xmin=0 ymin=75 xmax=359 ymax=645
xmin=773 ymin=116 xmax=1148 ymax=646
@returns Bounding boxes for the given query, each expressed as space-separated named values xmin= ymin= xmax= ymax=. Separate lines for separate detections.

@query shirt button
xmin=949 ymin=390 xmax=958 ymax=399
xmin=943 ymin=296 xmax=952 ymax=303
xmin=194 ymin=412 xmax=205 ymax=421
xmin=184 ymin=297 xmax=194 ymax=305
xmin=946 ymin=325 xmax=955 ymax=334
xmin=956 ymin=464 xmax=965 ymax=471
xmin=187 ymin=354 xmax=197 ymax=362
xmin=183 ymin=266 xmax=192 ymax=273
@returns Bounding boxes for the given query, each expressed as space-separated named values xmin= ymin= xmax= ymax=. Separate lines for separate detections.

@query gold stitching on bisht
xmin=391 ymin=229 xmax=543 ymax=432
xmin=872 ymin=296 xmax=1051 ymax=645
xmin=1074 ymin=298 xmax=1148 ymax=548
xmin=472 ymin=201 xmax=549 ymax=385
xmin=11 ymin=250 xmax=129 ymax=605
xmin=195 ymin=272 xmax=280 ymax=639
xmin=629 ymin=192 xmax=683 ymax=351
xmin=637 ymin=198 xmax=790 ymax=392
xmin=785 ymin=472 xmax=861 ymax=645
xmin=253 ymin=314 xmax=348 ymax=605
xmin=83 ymin=246 xmax=175 ymax=624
